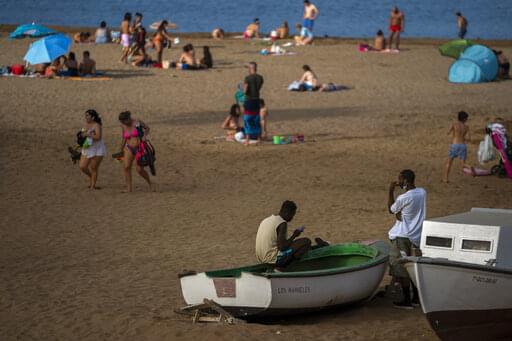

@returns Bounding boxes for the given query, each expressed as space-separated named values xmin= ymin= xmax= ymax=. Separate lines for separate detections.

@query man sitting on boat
xmin=387 ymin=169 xmax=426 ymax=309
xmin=255 ymin=200 xmax=328 ymax=269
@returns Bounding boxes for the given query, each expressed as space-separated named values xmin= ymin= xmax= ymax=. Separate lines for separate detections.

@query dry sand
xmin=0 ymin=33 xmax=511 ymax=340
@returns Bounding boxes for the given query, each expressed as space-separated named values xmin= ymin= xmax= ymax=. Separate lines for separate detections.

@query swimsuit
xmin=121 ymin=33 xmax=131 ymax=47
xmin=123 ymin=125 xmax=141 ymax=155
xmin=303 ymin=18 xmax=315 ymax=31
xmin=390 ymin=25 xmax=401 ymax=33
xmin=448 ymin=143 xmax=467 ymax=161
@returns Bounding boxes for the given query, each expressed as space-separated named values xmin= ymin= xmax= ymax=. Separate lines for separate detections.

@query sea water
xmin=1 ymin=0 xmax=511 ymax=39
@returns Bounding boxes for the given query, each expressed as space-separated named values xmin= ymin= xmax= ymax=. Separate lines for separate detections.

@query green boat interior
xmin=205 ymin=243 xmax=380 ymax=278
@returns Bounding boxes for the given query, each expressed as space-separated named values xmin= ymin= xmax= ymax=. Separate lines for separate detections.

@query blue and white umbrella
xmin=24 ymin=34 xmax=72 ymax=65
xmin=9 ymin=24 xmax=57 ymax=39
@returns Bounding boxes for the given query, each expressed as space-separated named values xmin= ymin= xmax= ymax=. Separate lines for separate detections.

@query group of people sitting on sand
xmin=35 ymin=51 xmax=96 ymax=78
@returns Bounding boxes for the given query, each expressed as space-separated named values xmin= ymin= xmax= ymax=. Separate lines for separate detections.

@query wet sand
xmin=0 ymin=33 xmax=511 ymax=340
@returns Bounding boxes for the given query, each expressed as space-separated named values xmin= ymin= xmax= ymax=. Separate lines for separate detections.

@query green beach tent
xmin=439 ymin=39 xmax=475 ymax=59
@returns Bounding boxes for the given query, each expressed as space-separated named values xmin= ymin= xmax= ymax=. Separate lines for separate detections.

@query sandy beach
xmin=0 ymin=32 xmax=511 ymax=340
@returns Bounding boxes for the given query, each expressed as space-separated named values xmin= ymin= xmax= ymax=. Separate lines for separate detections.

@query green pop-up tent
xmin=439 ymin=39 xmax=475 ymax=59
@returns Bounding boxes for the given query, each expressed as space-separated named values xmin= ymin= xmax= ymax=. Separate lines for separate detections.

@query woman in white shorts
xmin=80 ymin=109 xmax=107 ymax=189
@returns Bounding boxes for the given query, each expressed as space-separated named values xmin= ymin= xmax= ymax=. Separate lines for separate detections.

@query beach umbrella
xmin=23 ymin=34 xmax=72 ymax=65
xmin=439 ymin=39 xmax=475 ymax=59
xmin=9 ymin=23 xmax=57 ymax=39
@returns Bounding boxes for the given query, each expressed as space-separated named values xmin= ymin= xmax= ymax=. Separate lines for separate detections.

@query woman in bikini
xmin=79 ymin=109 xmax=107 ymax=189
xmin=154 ymin=20 xmax=172 ymax=64
xmin=118 ymin=111 xmax=153 ymax=192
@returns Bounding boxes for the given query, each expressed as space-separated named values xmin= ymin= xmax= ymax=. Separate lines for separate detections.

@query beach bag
xmin=76 ymin=130 xmax=86 ymax=147
xmin=478 ymin=134 xmax=496 ymax=164
xmin=136 ymin=140 xmax=156 ymax=175
xmin=11 ymin=64 xmax=24 ymax=75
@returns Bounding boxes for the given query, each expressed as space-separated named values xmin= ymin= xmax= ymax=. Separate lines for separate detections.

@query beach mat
xmin=66 ymin=76 xmax=112 ymax=81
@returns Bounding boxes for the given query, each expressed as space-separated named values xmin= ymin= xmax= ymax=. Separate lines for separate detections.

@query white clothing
xmin=388 ymin=188 xmax=427 ymax=246
xmin=82 ymin=139 xmax=107 ymax=158
xmin=255 ymin=214 xmax=286 ymax=263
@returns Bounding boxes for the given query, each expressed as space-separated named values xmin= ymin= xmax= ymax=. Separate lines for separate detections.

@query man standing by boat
xmin=255 ymin=200 xmax=328 ymax=269
xmin=387 ymin=169 xmax=426 ymax=309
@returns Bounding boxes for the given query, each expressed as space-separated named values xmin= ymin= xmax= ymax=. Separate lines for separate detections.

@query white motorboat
xmin=404 ymin=208 xmax=512 ymax=340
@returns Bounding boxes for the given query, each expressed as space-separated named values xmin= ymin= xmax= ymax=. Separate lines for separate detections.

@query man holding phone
xmin=255 ymin=200 xmax=328 ymax=269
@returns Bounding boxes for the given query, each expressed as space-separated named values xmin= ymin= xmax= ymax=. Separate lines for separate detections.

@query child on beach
xmin=221 ymin=104 xmax=242 ymax=140
xmin=443 ymin=111 xmax=471 ymax=183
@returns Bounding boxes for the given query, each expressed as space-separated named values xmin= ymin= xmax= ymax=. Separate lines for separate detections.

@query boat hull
xmin=181 ymin=261 xmax=387 ymax=317
xmin=405 ymin=258 xmax=512 ymax=340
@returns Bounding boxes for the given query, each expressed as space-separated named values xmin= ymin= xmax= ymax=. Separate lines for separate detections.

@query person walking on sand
xmin=303 ymin=0 xmax=319 ymax=33
xmin=388 ymin=6 xmax=405 ymax=50
xmin=255 ymin=200 xmax=329 ymax=269
xmin=443 ymin=111 xmax=471 ymax=183
xmin=387 ymin=169 xmax=426 ymax=309
xmin=120 ymin=12 xmax=132 ymax=63
xmin=118 ymin=111 xmax=153 ymax=192
xmin=79 ymin=110 xmax=107 ymax=189
xmin=243 ymin=62 xmax=264 ymax=145
xmin=456 ymin=12 xmax=468 ymax=39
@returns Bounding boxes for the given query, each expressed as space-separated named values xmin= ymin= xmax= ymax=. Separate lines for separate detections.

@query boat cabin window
xmin=425 ymin=236 xmax=453 ymax=248
xmin=461 ymin=239 xmax=492 ymax=252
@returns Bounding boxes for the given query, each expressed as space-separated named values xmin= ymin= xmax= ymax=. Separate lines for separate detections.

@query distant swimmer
xmin=244 ymin=18 xmax=260 ymax=39
xmin=456 ymin=12 xmax=468 ymax=39
xmin=388 ymin=6 xmax=404 ymax=50
xmin=303 ymin=0 xmax=319 ymax=33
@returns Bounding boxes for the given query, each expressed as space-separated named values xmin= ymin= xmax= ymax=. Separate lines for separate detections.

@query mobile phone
xmin=295 ymin=226 xmax=305 ymax=233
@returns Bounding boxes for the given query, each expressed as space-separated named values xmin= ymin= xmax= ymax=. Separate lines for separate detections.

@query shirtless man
xmin=244 ymin=18 xmax=260 ymax=39
xmin=177 ymin=44 xmax=200 ymax=69
xmin=456 ymin=12 xmax=468 ymax=39
xmin=443 ymin=111 xmax=471 ymax=183
xmin=303 ymin=0 xmax=319 ymax=33
xmin=120 ymin=12 xmax=132 ymax=63
xmin=388 ymin=6 xmax=405 ymax=50
xmin=79 ymin=51 xmax=96 ymax=76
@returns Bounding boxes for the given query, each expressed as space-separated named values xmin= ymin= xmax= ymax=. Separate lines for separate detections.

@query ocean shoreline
xmin=2 ymin=23 xmax=511 ymax=46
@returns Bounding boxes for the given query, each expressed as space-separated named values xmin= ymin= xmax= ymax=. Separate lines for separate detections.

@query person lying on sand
xmin=221 ymin=104 xmax=242 ymax=140
xmin=212 ymin=28 xmax=225 ymax=40
xmin=255 ymin=200 xmax=329 ymax=270
xmin=295 ymin=65 xmax=346 ymax=92
xmin=443 ymin=111 xmax=471 ymax=183
xmin=73 ymin=32 xmax=92 ymax=43
xmin=79 ymin=51 xmax=96 ymax=76
xmin=244 ymin=18 xmax=260 ymax=39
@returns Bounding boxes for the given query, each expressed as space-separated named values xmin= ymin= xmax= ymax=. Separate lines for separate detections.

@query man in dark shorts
xmin=243 ymin=62 xmax=264 ymax=145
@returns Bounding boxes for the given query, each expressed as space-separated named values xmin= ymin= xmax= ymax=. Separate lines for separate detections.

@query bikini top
xmin=123 ymin=123 xmax=140 ymax=140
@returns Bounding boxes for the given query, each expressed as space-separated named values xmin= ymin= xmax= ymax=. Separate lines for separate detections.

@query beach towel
xmin=478 ymin=135 xmax=496 ymax=164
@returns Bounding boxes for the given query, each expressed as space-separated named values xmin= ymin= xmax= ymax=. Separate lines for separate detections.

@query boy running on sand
xmin=443 ymin=111 xmax=471 ymax=183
